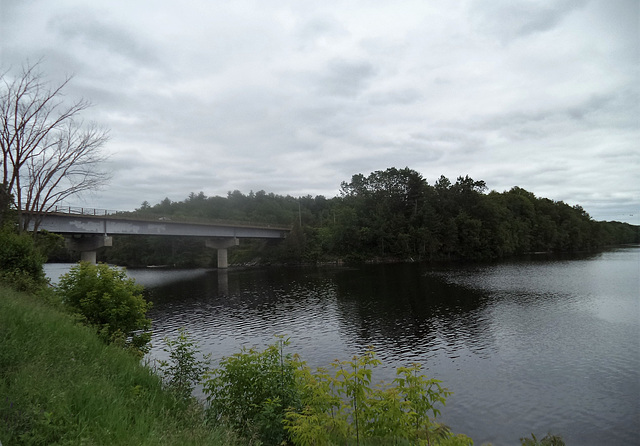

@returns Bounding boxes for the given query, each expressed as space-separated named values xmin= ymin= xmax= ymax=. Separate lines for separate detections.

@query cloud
xmin=316 ymin=59 xmax=377 ymax=97
xmin=49 ymin=12 xmax=157 ymax=66
xmin=294 ymin=15 xmax=350 ymax=51
xmin=470 ymin=0 xmax=589 ymax=41
xmin=0 ymin=0 xmax=637 ymax=224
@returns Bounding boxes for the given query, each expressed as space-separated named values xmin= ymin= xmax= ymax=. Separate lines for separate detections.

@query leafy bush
xmin=0 ymin=227 xmax=47 ymax=291
xmin=286 ymin=348 xmax=466 ymax=446
xmin=204 ymin=336 xmax=301 ymax=445
xmin=55 ymin=262 xmax=152 ymax=356
xmin=159 ymin=328 xmax=211 ymax=401
xmin=520 ymin=433 xmax=565 ymax=446
xmin=203 ymin=338 xmax=470 ymax=446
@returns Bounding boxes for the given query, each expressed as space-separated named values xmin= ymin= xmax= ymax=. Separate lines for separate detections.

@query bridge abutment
xmin=205 ymin=238 xmax=239 ymax=269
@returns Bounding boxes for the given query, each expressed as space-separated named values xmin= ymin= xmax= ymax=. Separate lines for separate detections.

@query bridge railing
xmin=49 ymin=206 xmax=122 ymax=216
xmin=40 ymin=206 xmax=291 ymax=231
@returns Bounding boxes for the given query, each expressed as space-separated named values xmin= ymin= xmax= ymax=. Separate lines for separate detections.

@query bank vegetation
xmin=0 ymin=284 xmax=236 ymax=445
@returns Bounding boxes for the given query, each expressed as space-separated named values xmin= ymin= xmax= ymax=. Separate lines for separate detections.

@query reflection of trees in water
xmin=146 ymin=267 xmax=342 ymax=345
xmin=331 ymin=263 xmax=497 ymax=361
xmin=145 ymin=264 xmax=498 ymax=368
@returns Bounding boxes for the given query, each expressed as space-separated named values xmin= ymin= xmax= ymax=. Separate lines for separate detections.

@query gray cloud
xmin=49 ymin=13 xmax=157 ymax=66
xmin=471 ymin=0 xmax=589 ymax=41
xmin=316 ymin=59 xmax=377 ymax=97
xmin=368 ymin=88 xmax=423 ymax=106
xmin=1 ymin=0 xmax=637 ymax=224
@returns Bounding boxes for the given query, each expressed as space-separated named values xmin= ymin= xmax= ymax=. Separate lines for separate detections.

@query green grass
xmin=0 ymin=285 xmax=236 ymax=445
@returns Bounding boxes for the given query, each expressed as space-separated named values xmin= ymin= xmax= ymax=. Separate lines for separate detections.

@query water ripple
xmin=132 ymin=250 xmax=640 ymax=446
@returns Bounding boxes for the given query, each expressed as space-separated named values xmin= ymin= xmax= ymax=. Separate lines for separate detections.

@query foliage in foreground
xmin=520 ymin=433 xmax=565 ymax=446
xmin=55 ymin=262 xmax=152 ymax=356
xmin=0 ymin=285 xmax=235 ymax=445
xmin=0 ymin=182 xmax=65 ymax=290
xmin=158 ymin=327 xmax=211 ymax=401
xmin=203 ymin=336 xmax=473 ymax=446
xmin=0 ymin=225 xmax=49 ymax=291
xmin=204 ymin=337 xmax=301 ymax=444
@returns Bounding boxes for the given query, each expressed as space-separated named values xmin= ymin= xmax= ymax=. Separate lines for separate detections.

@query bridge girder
xmin=24 ymin=212 xmax=288 ymax=268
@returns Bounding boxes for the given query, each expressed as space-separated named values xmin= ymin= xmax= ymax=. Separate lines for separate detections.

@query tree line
xmin=100 ymin=167 xmax=638 ymax=267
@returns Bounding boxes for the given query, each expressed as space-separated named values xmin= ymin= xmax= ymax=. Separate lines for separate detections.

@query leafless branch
xmin=0 ymin=60 xmax=110 ymax=232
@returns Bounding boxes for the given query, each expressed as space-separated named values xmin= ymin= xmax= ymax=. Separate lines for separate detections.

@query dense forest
xmin=94 ymin=168 xmax=638 ymax=267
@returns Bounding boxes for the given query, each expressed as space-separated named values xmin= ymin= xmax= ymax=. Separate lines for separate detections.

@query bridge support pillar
xmin=66 ymin=235 xmax=113 ymax=263
xmin=80 ymin=250 xmax=97 ymax=264
xmin=205 ymin=238 xmax=239 ymax=269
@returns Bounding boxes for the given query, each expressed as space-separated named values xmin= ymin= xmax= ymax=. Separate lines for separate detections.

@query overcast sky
xmin=1 ymin=0 xmax=638 ymax=223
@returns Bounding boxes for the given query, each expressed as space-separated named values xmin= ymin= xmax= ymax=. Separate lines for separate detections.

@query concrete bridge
xmin=24 ymin=208 xmax=289 ymax=268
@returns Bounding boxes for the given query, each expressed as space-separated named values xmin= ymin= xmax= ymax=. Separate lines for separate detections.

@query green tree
xmin=0 ymin=227 xmax=47 ymax=291
xmin=0 ymin=179 xmax=63 ymax=290
xmin=114 ymin=166 xmax=638 ymax=265
xmin=0 ymin=182 xmax=13 ymax=226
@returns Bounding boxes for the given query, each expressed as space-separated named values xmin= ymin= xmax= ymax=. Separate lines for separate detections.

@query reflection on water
xmin=330 ymin=266 xmax=497 ymax=369
xmin=43 ymin=263 xmax=210 ymax=288
xmin=44 ymin=246 xmax=640 ymax=446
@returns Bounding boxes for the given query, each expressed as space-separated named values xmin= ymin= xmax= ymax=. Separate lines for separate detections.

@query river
xmin=45 ymin=245 xmax=640 ymax=445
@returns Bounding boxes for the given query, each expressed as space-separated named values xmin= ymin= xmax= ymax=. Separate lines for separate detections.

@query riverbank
xmin=0 ymin=285 xmax=234 ymax=445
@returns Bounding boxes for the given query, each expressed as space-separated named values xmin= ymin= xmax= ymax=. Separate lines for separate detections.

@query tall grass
xmin=0 ymin=285 xmax=235 ymax=445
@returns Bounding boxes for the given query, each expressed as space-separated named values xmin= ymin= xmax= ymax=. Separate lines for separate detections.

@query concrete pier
xmin=205 ymin=237 xmax=239 ymax=269
xmin=65 ymin=235 xmax=113 ymax=263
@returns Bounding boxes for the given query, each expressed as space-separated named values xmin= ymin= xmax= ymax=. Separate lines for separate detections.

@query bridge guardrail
xmin=38 ymin=206 xmax=291 ymax=231
xmin=50 ymin=206 xmax=121 ymax=216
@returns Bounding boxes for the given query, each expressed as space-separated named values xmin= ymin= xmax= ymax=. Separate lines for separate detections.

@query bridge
xmin=23 ymin=207 xmax=290 ymax=268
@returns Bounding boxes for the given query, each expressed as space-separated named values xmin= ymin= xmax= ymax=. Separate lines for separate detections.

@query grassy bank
xmin=0 ymin=285 xmax=233 ymax=445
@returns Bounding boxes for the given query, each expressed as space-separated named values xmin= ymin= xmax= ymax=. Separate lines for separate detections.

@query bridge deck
xmin=26 ymin=212 xmax=290 ymax=239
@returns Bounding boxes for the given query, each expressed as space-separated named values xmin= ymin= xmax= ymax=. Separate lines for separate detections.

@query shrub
xmin=0 ymin=227 xmax=47 ymax=291
xmin=203 ymin=338 xmax=468 ymax=446
xmin=204 ymin=336 xmax=301 ymax=445
xmin=520 ymin=433 xmax=565 ymax=446
xmin=285 ymin=349 xmax=461 ymax=446
xmin=159 ymin=328 xmax=211 ymax=401
xmin=55 ymin=262 xmax=152 ymax=356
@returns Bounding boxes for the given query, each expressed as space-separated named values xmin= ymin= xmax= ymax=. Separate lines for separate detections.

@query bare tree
xmin=0 ymin=61 xmax=110 ymax=232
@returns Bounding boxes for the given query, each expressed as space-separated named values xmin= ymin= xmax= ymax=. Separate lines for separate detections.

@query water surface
xmin=45 ymin=246 xmax=640 ymax=445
